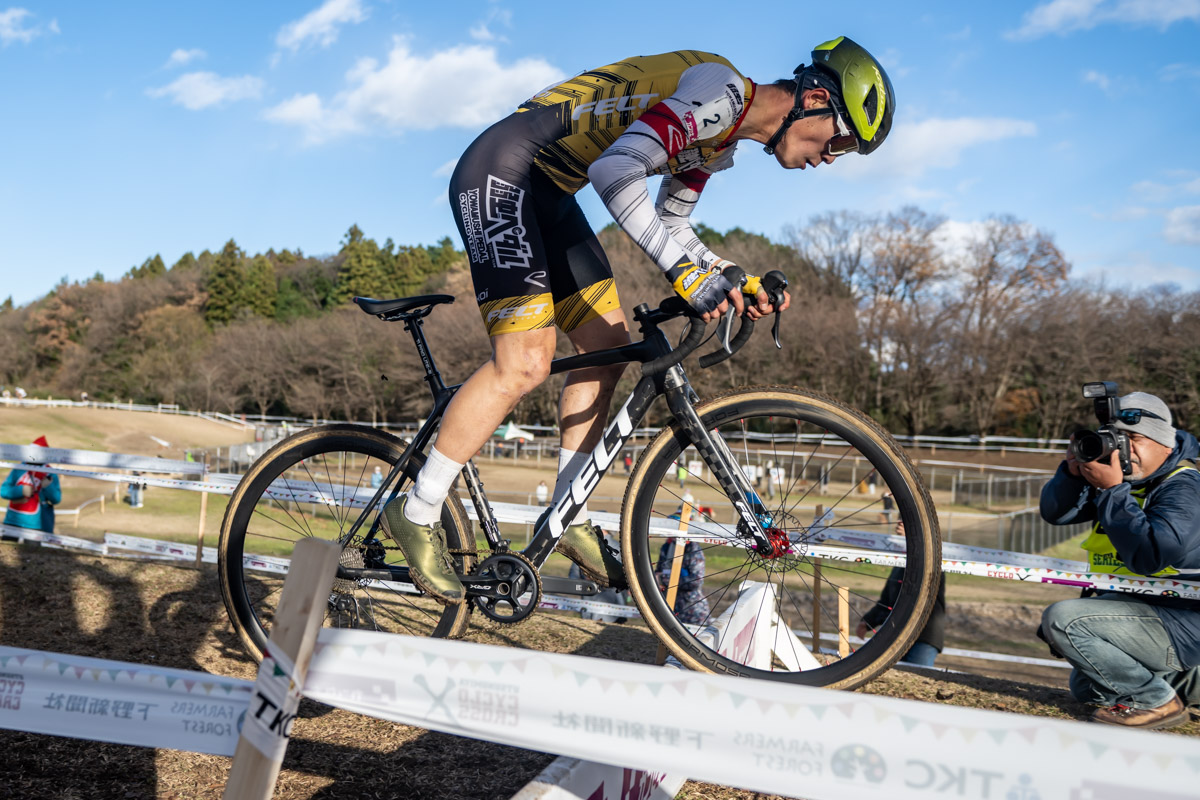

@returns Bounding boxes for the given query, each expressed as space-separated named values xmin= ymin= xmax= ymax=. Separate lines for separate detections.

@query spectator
xmin=676 ymin=461 xmax=688 ymax=489
xmin=856 ymin=525 xmax=947 ymax=667
xmin=535 ymin=479 xmax=549 ymax=506
xmin=2 ymin=435 xmax=61 ymax=538
xmin=623 ymin=453 xmax=633 ymax=475
xmin=14 ymin=386 xmax=26 ymax=399
xmin=127 ymin=471 xmax=145 ymax=508
xmin=881 ymin=492 xmax=895 ymax=525
xmin=654 ymin=538 xmax=710 ymax=625
xmin=371 ymin=466 xmax=384 ymax=488
xmin=1038 ymin=391 xmax=1200 ymax=729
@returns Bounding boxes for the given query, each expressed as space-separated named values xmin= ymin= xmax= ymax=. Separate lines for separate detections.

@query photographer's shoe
xmin=380 ymin=495 xmax=464 ymax=606
xmin=557 ymin=520 xmax=627 ymax=591
xmin=1090 ymin=695 xmax=1187 ymax=729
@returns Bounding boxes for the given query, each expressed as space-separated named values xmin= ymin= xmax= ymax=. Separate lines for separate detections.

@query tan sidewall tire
xmin=218 ymin=424 xmax=474 ymax=662
xmin=620 ymin=386 xmax=939 ymax=689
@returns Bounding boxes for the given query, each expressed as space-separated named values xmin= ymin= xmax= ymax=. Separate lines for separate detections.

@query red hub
xmin=755 ymin=527 xmax=793 ymax=559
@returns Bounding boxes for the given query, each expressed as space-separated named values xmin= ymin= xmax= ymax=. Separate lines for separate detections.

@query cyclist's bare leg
xmin=559 ymin=308 xmax=632 ymax=451
xmin=431 ymin=328 xmax=558 ymax=464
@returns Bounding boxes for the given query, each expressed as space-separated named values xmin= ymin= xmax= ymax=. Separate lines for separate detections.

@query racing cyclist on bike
xmin=381 ymin=36 xmax=896 ymax=604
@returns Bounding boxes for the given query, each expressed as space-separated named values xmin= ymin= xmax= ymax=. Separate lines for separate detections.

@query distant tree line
xmin=2 ymin=211 xmax=1198 ymax=437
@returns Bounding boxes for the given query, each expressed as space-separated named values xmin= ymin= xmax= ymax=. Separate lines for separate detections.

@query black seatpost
xmin=403 ymin=315 xmax=447 ymax=396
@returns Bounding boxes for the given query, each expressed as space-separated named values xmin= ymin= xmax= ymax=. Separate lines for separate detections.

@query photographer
xmin=1039 ymin=390 xmax=1200 ymax=729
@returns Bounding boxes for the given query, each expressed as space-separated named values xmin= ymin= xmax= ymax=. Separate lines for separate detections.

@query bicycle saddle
xmin=353 ymin=295 xmax=455 ymax=317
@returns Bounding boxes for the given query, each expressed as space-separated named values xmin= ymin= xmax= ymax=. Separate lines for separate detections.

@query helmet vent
xmin=863 ymin=84 xmax=879 ymax=127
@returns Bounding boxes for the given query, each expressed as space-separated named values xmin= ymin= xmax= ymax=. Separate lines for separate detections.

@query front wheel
xmin=218 ymin=424 xmax=475 ymax=661
xmin=621 ymin=386 xmax=940 ymax=689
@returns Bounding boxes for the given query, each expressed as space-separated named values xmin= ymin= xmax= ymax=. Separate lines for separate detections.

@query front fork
xmin=661 ymin=371 xmax=774 ymax=548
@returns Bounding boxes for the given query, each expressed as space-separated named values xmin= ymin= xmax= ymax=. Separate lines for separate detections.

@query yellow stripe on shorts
xmin=479 ymin=292 xmax=556 ymax=335
xmin=553 ymin=279 xmax=621 ymax=333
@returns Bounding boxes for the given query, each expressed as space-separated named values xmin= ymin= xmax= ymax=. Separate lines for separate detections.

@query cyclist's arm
xmin=654 ymin=152 xmax=737 ymax=273
xmin=587 ymin=62 xmax=742 ymax=280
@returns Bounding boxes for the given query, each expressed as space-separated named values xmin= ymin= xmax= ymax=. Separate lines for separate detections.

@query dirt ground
xmin=0 ymin=542 xmax=1195 ymax=800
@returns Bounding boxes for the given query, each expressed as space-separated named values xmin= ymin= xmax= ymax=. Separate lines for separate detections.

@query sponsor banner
xmin=0 ymin=461 xmax=235 ymax=494
xmin=0 ymin=445 xmax=194 ymax=474
xmin=512 ymin=756 xmax=684 ymax=800
xmin=0 ymin=646 xmax=252 ymax=756
xmin=105 ymin=532 xmax=218 ymax=564
xmin=304 ymin=629 xmax=1200 ymax=800
xmin=2 ymin=523 xmax=109 ymax=554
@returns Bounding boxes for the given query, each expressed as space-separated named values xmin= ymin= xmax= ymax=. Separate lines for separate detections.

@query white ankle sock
xmin=553 ymin=447 xmax=590 ymax=526
xmin=406 ymin=446 xmax=464 ymax=526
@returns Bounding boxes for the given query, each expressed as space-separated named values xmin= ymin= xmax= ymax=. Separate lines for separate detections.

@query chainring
xmin=470 ymin=551 xmax=542 ymax=625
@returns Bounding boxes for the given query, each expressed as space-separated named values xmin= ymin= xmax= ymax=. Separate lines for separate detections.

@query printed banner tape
xmin=0 ymin=645 xmax=252 ymax=756
xmin=304 ymin=628 xmax=1200 ymax=800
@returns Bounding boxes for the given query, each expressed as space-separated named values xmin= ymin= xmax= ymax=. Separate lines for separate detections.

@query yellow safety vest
xmin=1081 ymin=462 xmax=1198 ymax=576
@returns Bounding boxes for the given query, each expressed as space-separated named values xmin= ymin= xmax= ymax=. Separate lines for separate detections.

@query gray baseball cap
xmin=1112 ymin=392 xmax=1176 ymax=449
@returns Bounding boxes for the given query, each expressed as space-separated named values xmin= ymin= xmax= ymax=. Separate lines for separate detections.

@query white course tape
xmin=511 ymin=757 xmax=683 ymax=800
xmin=241 ymin=646 xmax=302 ymax=761
xmin=304 ymin=628 xmax=1200 ymax=800
xmin=1 ymin=523 xmax=109 ymax=554
xmin=0 ymin=645 xmax=252 ymax=756
xmin=0 ymin=445 xmax=195 ymax=474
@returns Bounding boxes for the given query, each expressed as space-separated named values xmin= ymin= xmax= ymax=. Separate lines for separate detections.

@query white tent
xmin=494 ymin=421 xmax=537 ymax=441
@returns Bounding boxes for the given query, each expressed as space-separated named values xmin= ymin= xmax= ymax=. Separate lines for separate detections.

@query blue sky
xmin=1 ymin=0 xmax=1198 ymax=307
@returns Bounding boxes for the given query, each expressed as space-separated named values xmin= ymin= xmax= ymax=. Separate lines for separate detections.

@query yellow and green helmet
xmin=808 ymin=36 xmax=895 ymax=155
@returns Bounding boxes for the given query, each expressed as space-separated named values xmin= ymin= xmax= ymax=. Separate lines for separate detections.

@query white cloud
xmin=433 ymin=158 xmax=458 ymax=177
xmin=1007 ymin=0 xmax=1200 ymax=39
xmin=276 ymin=0 xmax=367 ymax=51
xmin=264 ymin=37 xmax=562 ymax=144
xmin=946 ymin=25 xmax=972 ymax=40
xmin=146 ymin=72 xmax=264 ymax=110
xmin=833 ymin=116 xmax=1037 ymax=180
xmin=1082 ymin=69 xmax=1110 ymax=91
xmin=165 ymin=48 xmax=206 ymax=69
xmin=1164 ymin=206 xmax=1200 ymax=245
xmin=0 ymin=7 xmax=55 ymax=44
xmin=1161 ymin=63 xmax=1200 ymax=81
xmin=470 ymin=6 xmax=513 ymax=42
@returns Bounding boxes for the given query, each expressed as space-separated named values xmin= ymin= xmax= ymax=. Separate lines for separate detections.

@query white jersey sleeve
xmin=587 ymin=62 xmax=742 ymax=275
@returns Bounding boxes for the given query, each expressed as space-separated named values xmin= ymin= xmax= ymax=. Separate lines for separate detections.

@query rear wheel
xmin=621 ymin=386 xmax=940 ymax=689
xmin=218 ymin=424 xmax=474 ymax=661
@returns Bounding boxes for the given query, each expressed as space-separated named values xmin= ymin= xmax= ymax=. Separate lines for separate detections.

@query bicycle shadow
xmin=0 ymin=541 xmax=232 ymax=799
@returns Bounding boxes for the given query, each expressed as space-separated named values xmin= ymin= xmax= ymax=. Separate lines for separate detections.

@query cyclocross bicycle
xmin=218 ymin=272 xmax=941 ymax=690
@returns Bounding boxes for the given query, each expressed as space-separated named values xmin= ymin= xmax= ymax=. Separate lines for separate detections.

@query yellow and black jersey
xmin=518 ymin=50 xmax=754 ymax=194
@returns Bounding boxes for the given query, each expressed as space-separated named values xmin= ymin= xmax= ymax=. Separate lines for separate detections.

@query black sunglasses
xmin=1117 ymin=408 xmax=1166 ymax=425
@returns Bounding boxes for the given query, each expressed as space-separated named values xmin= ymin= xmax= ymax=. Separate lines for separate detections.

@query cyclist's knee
xmin=491 ymin=336 xmax=554 ymax=394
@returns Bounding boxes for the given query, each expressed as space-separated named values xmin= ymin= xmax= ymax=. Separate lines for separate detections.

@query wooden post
xmin=194 ymin=491 xmax=209 ymax=570
xmin=222 ymin=538 xmax=340 ymax=800
xmin=100 ymin=495 xmax=105 ymax=515
xmin=811 ymin=504 xmax=823 ymax=655
xmin=655 ymin=501 xmax=693 ymax=666
xmin=837 ymin=586 xmax=850 ymax=658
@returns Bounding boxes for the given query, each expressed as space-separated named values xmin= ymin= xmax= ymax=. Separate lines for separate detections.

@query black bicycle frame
xmin=338 ymin=301 xmax=774 ymax=589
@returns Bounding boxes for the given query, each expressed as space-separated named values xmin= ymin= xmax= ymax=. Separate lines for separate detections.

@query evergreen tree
xmin=0 ymin=296 xmax=12 ymax=313
xmin=391 ymin=245 xmax=437 ymax=297
xmin=335 ymin=224 xmax=388 ymax=303
xmin=127 ymin=254 xmax=166 ymax=279
xmin=426 ymin=236 xmax=460 ymax=270
xmin=205 ymin=239 xmax=245 ymax=326
xmin=276 ymin=249 xmax=298 ymax=266
xmin=243 ymin=255 xmax=278 ymax=318
xmin=274 ymin=277 xmax=316 ymax=321
xmin=172 ymin=252 xmax=197 ymax=271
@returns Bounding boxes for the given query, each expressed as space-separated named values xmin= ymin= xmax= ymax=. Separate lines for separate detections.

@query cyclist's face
xmin=773 ymin=90 xmax=839 ymax=170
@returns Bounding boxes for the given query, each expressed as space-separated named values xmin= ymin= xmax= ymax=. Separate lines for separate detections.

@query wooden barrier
xmin=222 ymin=538 xmax=340 ymax=800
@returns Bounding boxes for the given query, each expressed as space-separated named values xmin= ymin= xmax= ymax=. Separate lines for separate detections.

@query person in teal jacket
xmin=2 ymin=435 xmax=61 ymax=534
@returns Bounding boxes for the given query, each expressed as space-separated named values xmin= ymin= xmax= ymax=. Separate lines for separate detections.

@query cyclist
xmin=382 ymin=36 xmax=896 ymax=604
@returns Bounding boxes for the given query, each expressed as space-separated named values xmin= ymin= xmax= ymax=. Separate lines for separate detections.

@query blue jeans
xmin=899 ymin=641 xmax=939 ymax=667
xmin=1041 ymin=594 xmax=1182 ymax=710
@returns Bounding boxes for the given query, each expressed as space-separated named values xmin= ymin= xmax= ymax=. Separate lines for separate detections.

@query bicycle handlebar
xmin=640 ymin=268 xmax=789 ymax=376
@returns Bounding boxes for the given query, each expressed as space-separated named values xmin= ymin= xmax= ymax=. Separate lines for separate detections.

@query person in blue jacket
xmin=1039 ymin=392 xmax=1200 ymax=729
xmin=2 ymin=435 xmax=62 ymax=536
